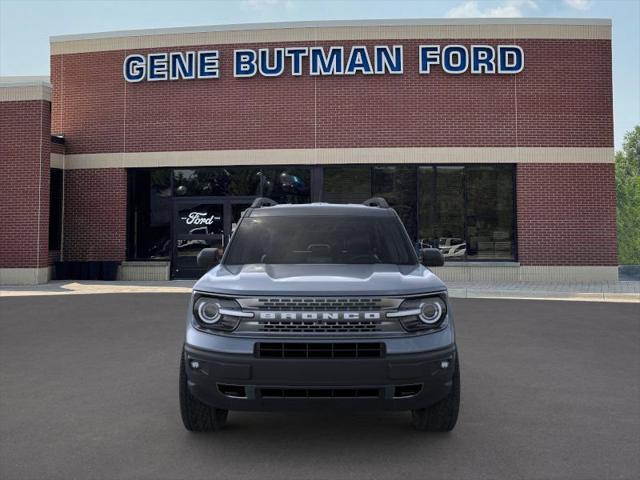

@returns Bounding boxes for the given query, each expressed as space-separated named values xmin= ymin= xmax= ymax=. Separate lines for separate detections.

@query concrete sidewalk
xmin=1 ymin=279 xmax=639 ymax=302
xmin=447 ymin=280 xmax=640 ymax=303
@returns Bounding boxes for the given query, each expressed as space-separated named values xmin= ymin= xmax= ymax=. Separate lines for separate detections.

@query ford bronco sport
xmin=179 ymin=197 xmax=460 ymax=432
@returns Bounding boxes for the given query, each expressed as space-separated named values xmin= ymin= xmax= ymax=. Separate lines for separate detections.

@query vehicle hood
xmin=193 ymin=264 xmax=446 ymax=296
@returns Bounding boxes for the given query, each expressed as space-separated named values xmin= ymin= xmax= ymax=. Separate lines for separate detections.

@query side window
xmin=465 ymin=165 xmax=515 ymax=260
xmin=48 ymin=169 xmax=63 ymax=251
xmin=323 ymin=166 xmax=372 ymax=203
xmin=127 ymin=169 xmax=171 ymax=260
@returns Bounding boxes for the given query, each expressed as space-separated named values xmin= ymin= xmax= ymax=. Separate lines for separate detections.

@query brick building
xmin=0 ymin=18 xmax=617 ymax=284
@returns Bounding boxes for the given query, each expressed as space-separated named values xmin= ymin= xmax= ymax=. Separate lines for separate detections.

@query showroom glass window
xmin=259 ymin=167 xmax=310 ymax=204
xmin=128 ymin=169 xmax=172 ymax=260
xmin=128 ymin=166 xmax=311 ymax=260
xmin=173 ymin=167 xmax=262 ymax=197
xmin=372 ymin=166 xmax=417 ymax=240
xmin=465 ymin=165 xmax=515 ymax=260
xmin=416 ymin=165 xmax=515 ymax=261
xmin=324 ymin=164 xmax=515 ymax=262
xmin=418 ymin=166 xmax=466 ymax=259
xmin=172 ymin=167 xmax=310 ymax=203
xmin=48 ymin=168 xmax=63 ymax=251
xmin=323 ymin=166 xmax=372 ymax=203
xmin=322 ymin=166 xmax=417 ymax=237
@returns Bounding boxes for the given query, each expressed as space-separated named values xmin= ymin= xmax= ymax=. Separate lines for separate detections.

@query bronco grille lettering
xmin=257 ymin=312 xmax=381 ymax=321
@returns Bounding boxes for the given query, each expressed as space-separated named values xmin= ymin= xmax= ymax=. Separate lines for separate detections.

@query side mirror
xmin=420 ymin=248 xmax=445 ymax=267
xmin=197 ymin=248 xmax=220 ymax=269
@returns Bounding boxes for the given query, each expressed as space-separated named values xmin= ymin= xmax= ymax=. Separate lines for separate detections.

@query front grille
xmin=237 ymin=297 xmax=401 ymax=311
xmin=260 ymin=387 xmax=381 ymax=398
xmin=256 ymin=342 xmax=384 ymax=359
xmin=233 ymin=297 xmax=405 ymax=335
xmin=259 ymin=319 xmax=381 ymax=333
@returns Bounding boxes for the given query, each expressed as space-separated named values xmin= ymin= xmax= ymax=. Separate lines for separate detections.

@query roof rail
xmin=362 ymin=197 xmax=389 ymax=208
xmin=251 ymin=197 xmax=278 ymax=208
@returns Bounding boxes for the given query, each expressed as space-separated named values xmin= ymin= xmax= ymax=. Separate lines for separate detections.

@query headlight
xmin=387 ymin=295 xmax=447 ymax=331
xmin=195 ymin=298 xmax=221 ymax=324
xmin=192 ymin=294 xmax=253 ymax=331
xmin=418 ymin=298 xmax=445 ymax=325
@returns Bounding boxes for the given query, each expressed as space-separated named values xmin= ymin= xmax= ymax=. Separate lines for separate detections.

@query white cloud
xmin=446 ymin=0 xmax=538 ymax=18
xmin=563 ymin=0 xmax=591 ymax=10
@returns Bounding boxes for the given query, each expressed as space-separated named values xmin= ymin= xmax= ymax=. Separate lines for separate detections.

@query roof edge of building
xmin=0 ymin=77 xmax=52 ymax=102
xmin=0 ymin=76 xmax=51 ymax=88
xmin=50 ymin=17 xmax=612 ymax=43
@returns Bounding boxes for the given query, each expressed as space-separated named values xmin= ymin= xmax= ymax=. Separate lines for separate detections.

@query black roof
xmin=247 ymin=203 xmax=395 ymax=217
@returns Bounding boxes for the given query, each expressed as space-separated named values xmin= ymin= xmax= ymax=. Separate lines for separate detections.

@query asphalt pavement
xmin=1 ymin=294 xmax=638 ymax=480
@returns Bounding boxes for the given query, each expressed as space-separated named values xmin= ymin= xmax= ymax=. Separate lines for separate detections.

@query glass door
xmin=171 ymin=198 xmax=255 ymax=279
xmin=229 ymin=200 xmax=254 ymax=237
xmin=172 ymin=201 xmax=225 ymax=279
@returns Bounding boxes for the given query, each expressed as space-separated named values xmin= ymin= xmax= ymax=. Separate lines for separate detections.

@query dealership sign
xmin=123 ymin=44 xmax=523 ymax=82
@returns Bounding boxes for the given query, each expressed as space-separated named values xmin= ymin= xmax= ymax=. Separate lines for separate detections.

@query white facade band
xmin=50 ymin=19 xmax=612 ymax=55
xmin=56 ymin=147 xmax=614 ymax=170
xmin=0 ymin=83 xmax=52 ymax=102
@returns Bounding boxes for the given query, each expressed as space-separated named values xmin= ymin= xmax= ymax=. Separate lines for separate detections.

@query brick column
xmin=0 ymin=81 xmax=52 ymax=284
xmin=516 ymin=163 xmax=617 ymax=280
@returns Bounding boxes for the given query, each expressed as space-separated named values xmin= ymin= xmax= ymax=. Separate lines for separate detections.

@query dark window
xmin=372 ymin=166 xmax=417 ymax=241
xmin=260 ymin=167 xmax=310 ymax=204
xmin=224 ymin=215 xmax=418 ymax=265
xmin=417 ymin=166 xmax=435 ymax=247
xmin=128 ymin=166 xmax=311 ymax=260
xmin=173 ymin=167 xmax=262 ymax=197
xmin=127 ymin=169 xmax=172 ymax=260
xmin=417 ymin=165 xmax=515 ymax=261
xmin=48 ymin=168 xmax=63 ymax=251
xmin=172 ymin=166 xmax=310 ymax=203
xmin=323 ymin=166 xmax=372 ymax=203
xmin=126 ymin=164 xmax=515 ymax=264
xmin=324 ymin=164 xmax=516 ymax=262
xmin=465 ymin=165 xmax=515 ymax=260
xmin=418 ymin=166 xmax=467 ymax=260
xmin=322 ymin=165 xmax=418 ymax=239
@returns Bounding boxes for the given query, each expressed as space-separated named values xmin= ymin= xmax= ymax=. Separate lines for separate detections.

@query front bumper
xmin=183 ymin=342 xmax=457 ymax=412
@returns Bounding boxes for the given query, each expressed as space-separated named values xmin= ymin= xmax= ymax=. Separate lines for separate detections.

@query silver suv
xmin=179 ymin=197 xmax=460 ymax=432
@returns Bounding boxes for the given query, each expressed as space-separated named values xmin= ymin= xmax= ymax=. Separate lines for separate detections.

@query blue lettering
xmin=419 ymin=45 xmax=440 ymax=74
xmin=169 ymin=52 xmax=196 ymax=80
xmin=147 ymin=53 xmax=168 ymax=81
xmin=197 ymin=51 xmax=219 ymax=79
xmin=470 ymin=46 xmax=496 ymax=74
xmin=258 ymin=48 xmax=285 ymax=77
xmin=123 ymin=54 xmax=145 ymax=82
xmin=498 ymin=46 xmax=524 ymax=74
xmin=234 ymin=49 xmax=257 ymax=77
xmin=442 ymin=45 xmax=468 ymax=74
xmin=374 ymin=45 xmax=403 ymax=74
xmin=123 ymin=44 xmax=523 ymax=81
xmin=309 ymin=47 xmax=344 ymax=75
xmin=285 ymin=47 xmax=308 ymax=76
xmin=345 ymin=47 xmax=373 ymax=75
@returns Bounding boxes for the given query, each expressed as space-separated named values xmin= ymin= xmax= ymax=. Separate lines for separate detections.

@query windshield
xmin=224 ymin=215 xmax=418 ymax=265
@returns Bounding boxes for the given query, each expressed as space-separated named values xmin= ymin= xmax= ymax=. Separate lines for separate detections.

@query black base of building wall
xmin=54 ymin=261 xmax=120 ymax=281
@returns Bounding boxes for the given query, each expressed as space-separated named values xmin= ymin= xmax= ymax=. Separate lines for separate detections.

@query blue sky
xmin=1 ymin=0 xmax=638 ymax=149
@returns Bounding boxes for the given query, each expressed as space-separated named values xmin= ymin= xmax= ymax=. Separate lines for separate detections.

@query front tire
xmin=411 ymin=356 xmax=460 ymax=432
xmin=179 ymin=349 xmax=228 ymax=432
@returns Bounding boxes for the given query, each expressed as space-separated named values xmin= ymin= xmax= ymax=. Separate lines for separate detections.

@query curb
xmin=2 ymin=285 xmax=639 ymax=303
xmin=448 ymin=288 xmax=640 ymax=303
